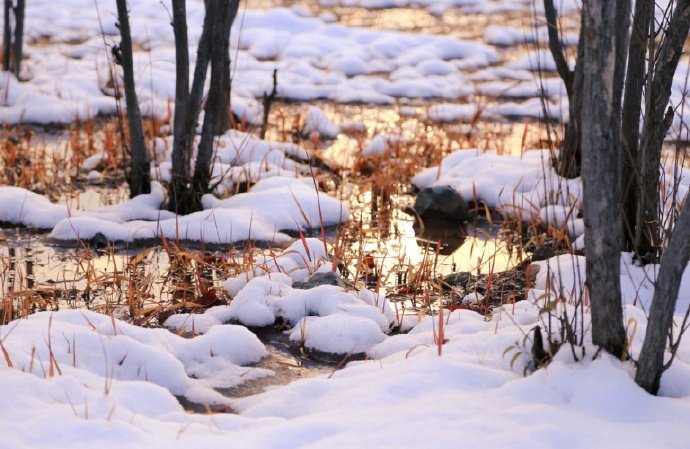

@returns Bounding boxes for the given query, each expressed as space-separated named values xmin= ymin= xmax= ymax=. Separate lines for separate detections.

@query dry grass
xmin=0 ymin=100 xmax=566 ymax=329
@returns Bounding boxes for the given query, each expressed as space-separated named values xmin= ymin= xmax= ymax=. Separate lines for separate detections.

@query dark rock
xmin=292 ymin=271 xmax=345 ymax=290
xmin=438 ymin=271 xmax=473 ymax=289
xmin=530 ymin=246 xmax=556 ymax=262
xmin=414 ymin=186 xmax=470 ymax=223
xmin=89 ymin=232 xmax=109 ymax=251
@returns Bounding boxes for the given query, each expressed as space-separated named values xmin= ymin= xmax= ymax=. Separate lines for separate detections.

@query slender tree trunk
xmin=621 ymin=0 xmax=653 ymax=252
xmin=12 ymin=0 xmax=23 ymax=76
xmin=543 ymin=0 xmax=573 ymax=97
xmin=544 ymin=0 xmax=580 ymax=178
xmin=3 ymin=0 xmax=11 ymax=71
xmin=635 ymin=194 xmax=690 ymax=394
xmin=168 ymin=0 xmax=221 ymax=213
xmin=214 ymin=0 xmax=239 ymax=134
xmin=635 ymin=0 xmax=690 ymax=264
xmin=169 ymin=0 xmax=193 ymax=213
xmin=115 ymin=0 xmax=150 ymax=197
xmin=613 ymin=0 xmax=631 ymax=114
xmin=580 ymin=0 xmax=627 ymax=358
xmin=193 ymin=0 xmax=227 ymax=197
xmin=553 ymin=11 xmax=585 ymax=179
xmin=186 ymin=3 xmax=214 ymax=141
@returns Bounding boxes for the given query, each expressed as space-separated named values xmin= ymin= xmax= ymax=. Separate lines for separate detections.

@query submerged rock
xmin=414 ymin=186 xmax=470 ymax=223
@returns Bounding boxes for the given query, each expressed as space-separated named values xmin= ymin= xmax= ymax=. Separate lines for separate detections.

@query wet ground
xmin=0 ymin=1 xmax=568 ymax=403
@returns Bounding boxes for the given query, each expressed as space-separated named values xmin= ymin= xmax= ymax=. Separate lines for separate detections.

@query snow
xmin=223 ymin=238 xmax=332 ymax=296
xmin=302 ymin=106 xmax=340 ymax=139
xmin=0 ymin=310 xmax=267 ymax=408
xmin=412 ymin=148 xmax=584 ymax=238
xmin=4 ymin=260 xmax=690 ymax=448
xmin=361 ymin=133 xmax=400 ymax=157
xmin=0 ymin=130 xmax=350 ymax=244
xmin=2 ymin=1 xmax=690 ymax=448
xmin=50 ymin=175 xmax=349 ymax=244
xmin=1 ymin=1 xmax=505 ymax=125
xmin=0 ymin=182 xmax=174 ymax=229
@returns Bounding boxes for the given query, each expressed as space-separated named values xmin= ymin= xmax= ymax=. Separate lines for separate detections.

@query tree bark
xmin=621 ymin=0 xmax=653 ymax=253
xmin=168 ymin=0 xmax=223 ymax=213
xmin=115 ymin=0 xmax=151 ymax=198
xmin=613 ymin=0 xmax=631 ymax=114
xmin=635 ymin=0 xmax=690 ymax=264
xmin=580 ymin=0 xmax=627 ymax=358
xmin=12 ymin=0 xmax=23 ymax=76
xmin=3 ymin=0 xmax=11 ymax=71
xmin=169 ymin=0 xmax=194 ymax=213
xmin=214 ymin=0 xmax=239 ymax=134
xmin=193 ymin=0 xmax=227 ymax=197
xmin=554 ymin=12 xmax=585 ymax=179
xmin=543 ymin=0 xmax=573 ymax=98
xmin=635 ymin=194 xmax=690 ymax=394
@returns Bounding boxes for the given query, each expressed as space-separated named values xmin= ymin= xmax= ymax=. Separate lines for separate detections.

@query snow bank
xmin=221 ymin=273 xmax=392 ymax=354
xmin=0 ymin=181 xmax=174 ymax=230
xmin=3 ymin=252 xmax=690 ymax=448
xmin=50 ymin=176 xmax=349 ymax=245
xmin=204 ymin=238 xmax=394 ymax=354
xmin=2 ymin=1 xmax=503 ymax=125
xmin=224 ymin=238 xmax=332 ymax=296
xmin=412 ymin=149 xmax=584 ymax=238
xmin=0 ymin=310 xmax=267 ymax=407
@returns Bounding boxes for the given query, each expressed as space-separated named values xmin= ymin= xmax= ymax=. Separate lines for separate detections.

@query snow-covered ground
xmin=2 ymin=240 xmax=690 ymax=449
xmin=1 ymin=1 xmax=690 ymax=448
xmin=1 ymin=0 xmax=570 ymax=125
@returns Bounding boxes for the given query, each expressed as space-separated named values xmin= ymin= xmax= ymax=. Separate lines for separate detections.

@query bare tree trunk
xmin=115 ymin=0 xmax=150 ymax=198
xmin=548 ymin=6 xmax=585 ymax=179
xmin=543 ymin=0 xmax=573 ymax=97
xmin=214 ymin=0 xmax=239 ymax=134
xmin=2 ymin=0 xmax=24 ymax=76
xmin=168 ymin=0 xmax=220 ymax=213
xmin=613 ymin=0 xmax=631 ymax=114
xmin=635 ymin=194 xmax=690 ymax=394
xmin=12 ymin=0 xmax=22 ymax=76
xmin=3 ymin=0 xmax=11 ymax=71
xmin=193 ymin=0 xmax=227 ymax=197
xmin=580 ymin=0 xmax=627 ymax=358
xmin=169 ymin=0 xmax=194 ymax=214
xmin=635 ymin=0 xmax=690 ymax=264
xmin=621 ymin=0 xmax=653 ymax=253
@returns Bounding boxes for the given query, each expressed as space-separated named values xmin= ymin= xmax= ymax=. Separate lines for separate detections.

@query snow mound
xmin=220 ymin=273 xmax=393 ymax=354
xmin=224 ymin=238 xmax=332 ymax=296
xmin=0 ymin=310 xmax=267 ymax=406
xmin=412 ymin=149 xmax=584 ymax=238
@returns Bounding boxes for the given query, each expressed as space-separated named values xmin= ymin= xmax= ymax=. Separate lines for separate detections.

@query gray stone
xmin=292 ymin=271 xmax=345 ymax=290
xmin=414 ymin=186 xmax=470 ymax=223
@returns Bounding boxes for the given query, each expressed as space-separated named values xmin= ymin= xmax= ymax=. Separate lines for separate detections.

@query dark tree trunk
xmin=193 ymin=0 xmax=228 ymax=197
xmin=635 ymin=0 xmax=690 ymax=264
xmin=635 ymin=194 xmax=690 ymax=394
xmin=169 ymin=0 xmax=194 ymax=214
xmin=543 ymin=0 xmax=573 ymax=97
xmin=621 ymin=0 xmax=653 ymax=253
xmin=213 ymin=0 xmax=239 ymax=134
xmin=3 ymin=0 xmax=24 ymax=76
xmin=168 ymin=0 xmax=224 ymax=214
xmin=553 ymin=11 xmax=585 ymax=179
xmin=3 ymin=0 xmax=11 ymax=71
xmin=580 ymin=0 xmax=627 ymax=359
xmin=187 ymin=3 xmax=214 ymax=139
xmin=115 ymin=0 xmax=151 ymax=198
xmin=613 ymin=0 xmax=631 ymax=114
xmin=12 ymin=0 xmax=23 ymax=76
